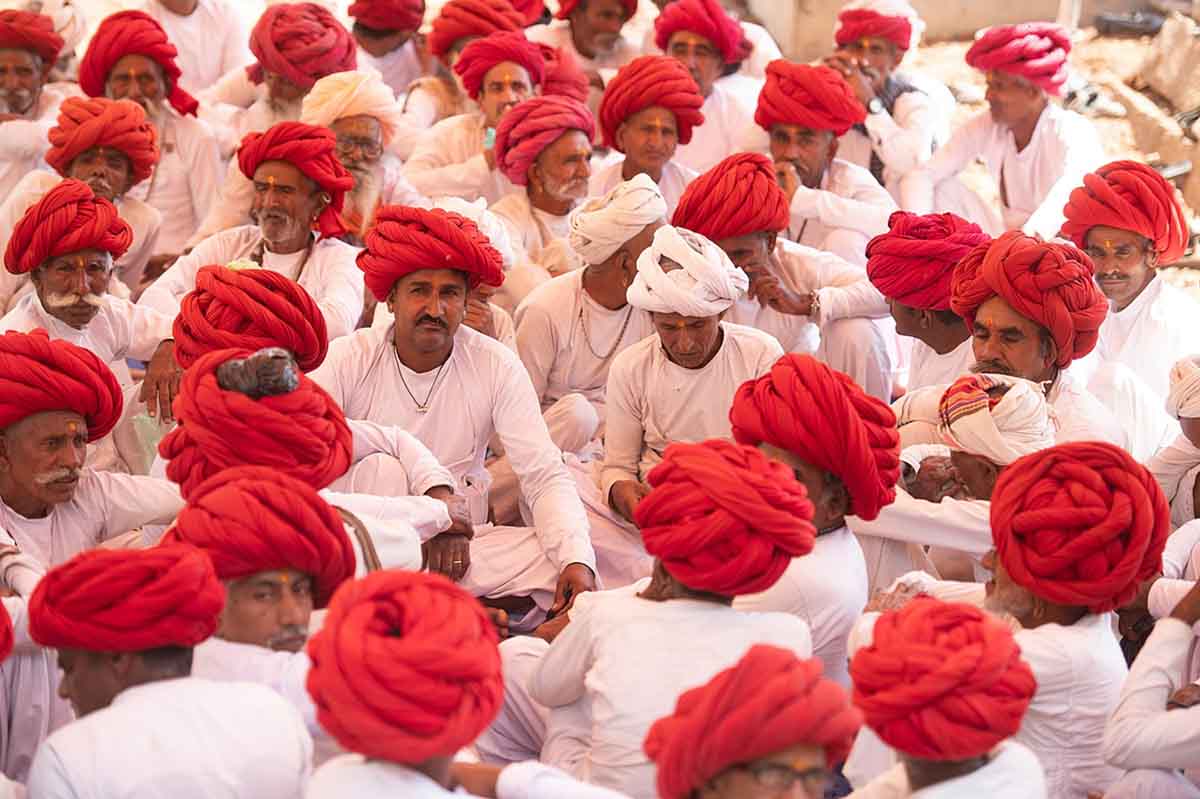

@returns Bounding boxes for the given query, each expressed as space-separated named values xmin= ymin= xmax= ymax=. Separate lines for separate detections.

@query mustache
xmin=34 ymin=467 xmax=80 ymax=486
xmin=416 ymin=315 xmax=447 ymax=328
xmin=1097 ymin=272 xmax=1128 ymax=280
xmin=971 ymin=360 xmax=1013 ymax=376
xmin=267 ymin=625 xmax=308 ymax=649
xmin=44 ymin=292 xmax=105 ymax=309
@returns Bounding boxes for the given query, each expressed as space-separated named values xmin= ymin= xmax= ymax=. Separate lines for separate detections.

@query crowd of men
xmin=0 ymin=0 xmax=1196 ymax=796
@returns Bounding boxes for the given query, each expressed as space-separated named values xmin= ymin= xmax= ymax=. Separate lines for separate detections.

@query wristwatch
xmin=867 ymin=97 xmax=884 ymax=115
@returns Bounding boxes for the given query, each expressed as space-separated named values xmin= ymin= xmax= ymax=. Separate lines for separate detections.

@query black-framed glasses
xmin=735 ymin=762 xmax=832 ymax=796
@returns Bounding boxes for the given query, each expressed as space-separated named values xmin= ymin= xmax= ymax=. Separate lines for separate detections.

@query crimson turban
xmin=950 ymin=231 xmax=1106 ymax=369
xmin=306 ymin=570 xmax=502 ymax=763
xmin=347 ymin=0 xmax=425 ymax=32
xmin=672 ymin=153 xmax=788 ymax=240
xmin=510 ymin=0 xmax=546 ymax=25
xmin=237 ymin=121 xmax=354 ymax=239
xmin=646 ymin=646 xmax=861 ymax=799
xmin=866 ymin=211 xmax=991 ymax=311
xmin=358 ymin=206 xmax=504 ymax=301
xmin=4 ymin=179 xmax=132 ymax=276
xmin=453 ymin=31 xmax=544 ymax=101
xmin=850 ymin=597 xmax=1036 ymax=760
xmin=599 ymin=55 xmax=705 ymax=150
xmin=158 ymin=347 xmax=352 ymax=500
xmin=635 ymin=439 xmax=816 ymax=596
xmin=173 ymin=265 xmax=328 ymax=372
xmin=29 ymin=546 xmax=224 ymax=652
xmin=756 ymin=60 xmax=866 ymax=136
xmin=965 ymin=22 xmax=1070 ymax=96
xmin=247 ymin=2 xmax=356 ymax=90
xmin=537 ymin=44 xmax=588 ymax=103
xmin=494 ymin=95 xmax=594 ymax=186
xmin=45 ymin=98 xmax=159 ymax=187
xmin=163 ymin=466 xmax=354 ymax=608
xmin=653 ymin=0 xmax=749 ymax=65
xmin=78 ymin=10 xmax=198 ymax=116
xmin=0 ymin=9 xmax=64 ymax=65
xmin=991 ymin=441 xmax=1169 ymax=613
xmin=0 ymin=604 xmax=11 ymax=664
xmin=732 ymin=354 xmax=900 ymax=521
xmin=1062 ymin=160 xmax=1189 ymax=266
xmin=556 ymin=0 xmax=635 ymax=19
xmin=835 ymin=8 xmax=913 ymax=53
xmin=427 ymin=0 xmax=522 ymax=61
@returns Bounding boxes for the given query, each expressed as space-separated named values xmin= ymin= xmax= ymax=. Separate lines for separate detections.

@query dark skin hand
xmin=422 ymin=486 xmax=474 ymax=582
xmin=139 ymin=340 xmax=182 ymax=422
xmin=533 ymin=611 xmax=570 ymax=643
xmin=551 ymin=563 xmax=595 ymax=616
xmin=483 ymin=607 xmax=509 ymax=639
xmin=906 ymin=456 xmax=968 ymax=502
xmin=142 ymin=253 xmax=179 ymax=284
xmin=745 ymin=251 xmax=814 ymax=315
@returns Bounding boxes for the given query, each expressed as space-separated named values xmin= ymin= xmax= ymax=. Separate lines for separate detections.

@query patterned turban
xmin=453 ymin=31 xmax=544 ymax=101
xmin=569 ymin=173 xmax=667 ymax=265
xmin=1166 ymin=355 xmax=1200 ymax=420
xmin=731 ymin=354 xmax=900 ymax=521
xmin=835 ymin=0 xmax=924 ymax=53
xmin=850 ymin=597 xmax=1037 ymax=760
xmin=556 ymin=0 xmax=635 ymax=19
xmin=937 ymin=374 xmax=1056 ymax=466
xmin=634 ymin=439 xmax=816 ymax=596
xmin=599 ymin=55 xmax=705 ymax=151
xmin=965 ymin=22 xmax=1071 ymax=96
xmin=950 ymin=231 xmax=1107 ymax=369
xmin=358 ymin=206 xmax=504 ymax=301
xmin=494 ymin=95 xmax=594 ymax=186
xmin=45 ymin=98 xmax=159 ymax=187
xmin=306 ymin=571 xmax=503 ymax=762
xmin=653 ymin=0 xmax=749 ymax=65
xmin=427 ymin=0 xmax=522 ymax=61
xmin=162 ymin=466 xmax=355 ymax=608
xmin=300 ymin=68 xmax=402 ymax=147
xmin=991 ymin=441 xmax=1169 ymax=613
xmin=672 ymin=153 xmax=788 ymax=240
xmin=29 ymin=546 xmax=224 ymax=652
xmin=626 ymin=225 xmax=747 ymax=316
xmin=4 ymin=179 xmax=132 ymax=275
xmin=866 ymin=211 xmax=991 ymax=311
xmin=237 ymin=121 xmax=355 ymax=239
xmin=536 ymin=44 xmax=588 ymax=103
xmin=247 ymin=2 xmax=357 ymax=90
xmin=0 ymin=9 xmax=64 ymax=65
xmin=347 ymin=0 xmax=424 ymax=32
xmin=78 ymin=10 xmax=198 ymax=116
xmin=756 ymin=61 xmax=867 ymax=136
xmin=646 ymin=646 xmax=861 ymax=799
xmin=1062 ymin=160 xmax=1189 ymax=266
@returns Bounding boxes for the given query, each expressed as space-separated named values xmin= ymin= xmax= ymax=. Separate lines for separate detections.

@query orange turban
xmin=427 ymin=0 xmax=523 ymax=61
xmin=494 ymin=95 xmax=594 ymax=186
xmin=653 ymin=0 xmax=749 ymax=65
xmin=348 ymin=0 xmax=425 ymax=32
xmin=0 ymin=9 xmax=64 ymax=65
xmin=866 ymin=211 xmax=991 ymax=311
xmin=247 ymin=2 xmax=357 ymax=90
xmin=78 ymin=10 xmax=198 ymax=116
xmin=4 ymin=179 xmax=132 ymax=276
xmin=599 ymin=55 xmax=705 ymax=150
xmin=453 ymin=31 xmax=544 ymax=101
xmin=45 ymin=98 xmax=159 ymax=187
xmin=556 ymin=0 xmax=635 ymax=19
xmin=756 ymin=61 xmax=866 ymax=136
xmin=672 ymin=153 xmax=789 ymax=240
xmin=965 ymin=22 xmax=1070 ymax=96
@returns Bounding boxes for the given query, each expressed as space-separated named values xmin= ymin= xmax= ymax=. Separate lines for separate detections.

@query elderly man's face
xmin=106 ymin=54 xmax=168 ymax=116
xmin=219 ymin=569 xmax=314 ymax=653
xmin=700 ymin=742 xmax=831 ymax=799
xmin=984 ymin=70 xmax=1043 ymax=129
xmin=388 ymin=268 xmax=469 ymax=356
xmin=331 ymin=114 xmax=384 ymax=179
xmin=617 ymin=106 xmax=678 ymax=175
xmin=32 ymin=248 xmax=112 ymax=330
xmin=0 ymin=410 xmax=88 ymax=513
xmin=650 ymin=311 xmax=723 ymax=369
xmin=949 ymin=449 xmax=1000 ymax=500
xmin=1085 ymin=225 xmax=1157 ymax=312
xmin=770 ymin=124 xmax=837 ymax=190
xmin=0 ymin=47 xmax=45 ymax=116
xmin=570 ymin=0 xmax=629 ymax=58
xmin=668 ymin=31 xmax=722 ymax=97
xmin=836 ymin=37 xmax=903 ymax=91
xmin=530 ymin=129 xmax=592 ymax=205
xmin=969 ymin=295 xmax=1056 ymax=384
xmin=66 ymin=146 xmax=134 ymax=201
xmin=479 ymin=61 xmax=533 ymax=128
xmin=251 ymin=160 xmax=325 ymax=251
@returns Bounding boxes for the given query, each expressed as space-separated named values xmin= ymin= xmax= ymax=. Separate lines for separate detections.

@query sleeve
xmin=183 ymin=121 xmax=225 ymax=238
xmin=846 ymin=489 xmax=993 ymax=559
xmin=26 ymin=742 xmax=80 ymax=799
xmin=598 ymin=352 xmax=646 ymax=501
xmin=392 ymin=85 xmax=441 ymax=161
xmin=528 ymin=598 xmax=596 ymax=707
xmin=514 ymin=301 xmax=558 ymax=402
xmin=188 ymin=160 xmax=254 ymax=248
xmin=496 ymin=762 xmax=631 ymax=799
xmin=196 ymin=65 xmax=260 ymax=109
xmin=116 ymin=298 xmax=174 ymax=362
xmin=1021 ymin=118 xmax=1104 ymax=240
xmin=136 ymin=236 xmax=214 ymax=318
xmin=308 ymin=247 xmax=365 ymax=340
xmin=95 ymin=472 xmax=185 ymax=539
xmin=116 ymin=204 xmax=162 ymax=290
xmin=307 ymin=340 xmax=352 ymax=409
xmin=807 ymin=249 xmax=890 ymax=323
xmin=788 ymin=169 xmax=897 ymax=239
xmin=493 ymin=306 xmax=517 ymax=352
xmin=323 ymin=490 xmax=449 ymax=544
xmin=382 ymin=163 xmax=431 ymax=209
xmin=904 ymin=115 xmax=987 ymax=216
xmin=1148 ymin=579 xmax=1194 ymax=620
xmin=3 ymin=596 xmax=37 ymax=653
xmin=862 ymin=91 xmax=936 ymax=177
xmin=402 ymin=127 xmax=494 ymax=201
xmin=1163 ymin=523 xmax=1200 ymax=579
xmin=346 ymin=418 xmax=455 ymax=494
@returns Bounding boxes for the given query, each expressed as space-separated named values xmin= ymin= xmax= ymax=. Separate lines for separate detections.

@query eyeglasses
xmin=335 ymin=136 xmax=383 ymax=159
xmin=735 ymin=762 xmax=832 ymax=796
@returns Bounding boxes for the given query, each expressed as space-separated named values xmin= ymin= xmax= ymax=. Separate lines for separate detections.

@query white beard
xmin=345 ymin=164 xmax=384 ymax=232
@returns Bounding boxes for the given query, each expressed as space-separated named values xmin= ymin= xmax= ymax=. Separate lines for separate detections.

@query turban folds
xmin=938 ymin=374 xmax=1056 ymax=466
xmin=835 ymin=0 xmax=924 ymax=52
xmin=359 ymin=206 xmax=504 ymax=300
xmin=950 ymin=231 xmax=1106 ymax=369
xmin=756 ymin=61 xmax=866 ymax=136
xmin=634 ymin=439 xmax=816 ymax=596
xmin=731 ymin=354 xmax=900 ymax=521
xmin=347 ymin=0 xmax=424 ymax=32
xmin=163 ymin=466 xmax=354 ymax=608
xmin=627 ymin=225 xmax=747 ymax=316
xmin=850 ymin=597 xmax=1036 ymax=760
xmin=556 ymin=0 xmax=635 ymax=19
xmin=646 ymin=646 xmax=860 ymax=799
xmin=247 ymin=2 xmax=356 ymax=90
xmin=866 ymin=211 xmax=991 ymax=311
xmin=965 ymin=22 xmax=1070 ymax=96
xmin=536 ymin=44 xmax=588 ymax=103
xmin=306 ymin=571 xmax=502 ymax=762
xmin=1167 ymin=355 xmax=1200 ymax=420
xmin=569 ymin=173 xmax=667 ymax=265
xmin=453 ymin=31 xmax=544 ymax=101
xmin=45 ymin=97 xmax=159 ymax=187
xmin=0 ymin=9 xmax=64 ymax=65
xmin=494 ymin=95 xmax=594 ymax=186
xmin=673 ymin=152 xmax=788 ymax=240
xmin=432 ymin=197 xmax=515 ymax=270
xmin=1062 ymin=160 xmax=1189 ymax=266
xmin=4 ymin=179 xmax=132 ymax=275
xmin=991 ymin=441 xmax=1169 ymax=613
xmin=599 ymin=55 xmax=705 ymax=150
xmin=427 ymin=0 xmax=522 ymax=60
xmin=653 ymin=0 xmax=749 ymax=65
xmin=30 ymin=546 xmax=224 ymax=652
xmin=78 ymin=10 xmax=198 ymax=116
xmin=300 ymin=68 xmax=402 ymax=147
xmin=237 ymin=121 xmax=354 ymax=239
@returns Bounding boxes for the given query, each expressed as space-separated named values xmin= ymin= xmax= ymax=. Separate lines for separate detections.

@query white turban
xmin=938 ymin=374 xmax=1056 ymax=465
xmin=300 ymin=68 xmax=403 ymax=147
xmin=568 ymin=173 xmax=667 ymax=266
xmin=1167 ymin=355 xmax=1200 ymax=420
xmin=10 ymin=0 xmax=85 ymax=54
xmin=432 ymin=196 xmax=515 ymax=271
xmin=836 ymin=0 xmax=925 ymax=51
xmin=626 ymin=225 xmax=747 ymax=317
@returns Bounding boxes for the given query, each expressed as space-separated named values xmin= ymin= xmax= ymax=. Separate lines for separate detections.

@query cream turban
xmin=1167 ymin=356 xmax=1200 ymax=420
xmin=569 ymin=173 xmax=668 ymax=266
xmin=432 ymin=196 xmax=515 ymax=271
xmin=300 ymin=68 xmax=402 ymax=147
xmin=627 ymin=225 xmax=748 ymax=317
xmin=12 ymin=0 xmax=85 ymax=54
xmin=938 ymin=374 xmax=1056 ymax=466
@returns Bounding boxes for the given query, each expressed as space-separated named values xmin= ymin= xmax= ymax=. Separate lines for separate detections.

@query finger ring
xmin=453 ymin=559 xmax=463 ymax=565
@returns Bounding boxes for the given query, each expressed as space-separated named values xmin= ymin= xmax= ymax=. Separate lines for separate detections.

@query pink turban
xmin=965 ymin=22 xmax=1071 ymax=96
xmin=247 ymin=2 xmax=357 ymax=90
xmin=494 ymin=95 xmax=594 ymax=186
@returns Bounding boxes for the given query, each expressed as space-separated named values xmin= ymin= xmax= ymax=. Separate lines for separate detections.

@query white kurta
xmin=358 ymin=41 xmax=422 ymax=97
xmin=309 ymin=758 xmax=627 ymax=799
xmin=525 ymin=20 xmax=639 ymax=75
xmin=848 ymin=741 xmax=1047 ymax=799
xmin=393 ymin=78 xmax=473 ymax=161
xmin=141 ymin=0 xmax=253 ymax=95
xmin=787 ymin=158 xmax=897 ymax=268
xmin=587 ymin=157 xmax=695 ymax=218
xmin=837 ymin=84 xmax=937 ymax=209
xmin=0 ymin=293 xmax=171 ymax=369
xmin=1095 ymin=277 xmax=1200 ymax=401
xmin=402 ymin=111 xmax=516 ymax=204
xmin=0 ymin=87 xmax=66 ymax=202
xmin=1048 ymin=368 xmax=1127 ymax=449
xmin=673 ymin=76 xmax=760 ymax=174
xmin=907 ymin=338 xmax=975 ymax=390
xmin=491 ymin=192 xmax=575 ymax=301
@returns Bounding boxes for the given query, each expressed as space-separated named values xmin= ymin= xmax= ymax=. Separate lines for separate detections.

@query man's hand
xmin=551 ymin=563 xmax=594 ymax=616
xmin=825 ymin=54 xmax=877 ymax=106
xmin=610 ymin=480 xmax=651 ymax=524
xmin=422 ymin=532 xmax=471 ymax=582
xmin=1170 ymin=579 xmax=1200 ymax=626
xmin=427 ymin=486 xmax=474 ymax=539
xmin=534 ymin=611 xmax=570 ymax=643
xmin=864 ymin=583 xmax=924 ymax=613
xmin=907 ymin=456 xmax=966 ymax=502
xmin=483 ymin=607 xmax=509 ymax=639
xmin=464 ymin=297 xmax=497 ymax=339
xmin=450 ymin=763 xmax=503 ymax=798
xmin=139 ymin=340 xmax=182 ymax=422
xmin=484 ymin=148 xmax=496 ymax=170
xmin=752 ymin=275 xmax=813 ymax=316
xmin=1168 ymin=683 xmax=1200 ymax=710
xmin=774 ymin=159 xmax=801 ymax=201
xmin=143 ymin=253 xmax=179 ymax=284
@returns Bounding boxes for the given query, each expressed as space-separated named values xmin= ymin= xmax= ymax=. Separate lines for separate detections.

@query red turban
xmin=672 ymin=153 xmax=788 ymax=240
xmin=756 ymin=61 xmax=866 ymax=136
xmin=991 ymin=441 xmax=1169 ymax=613
xmin=427 ymin=0 xmax=522 ymax=61
xmin=835 ymin=9 xmax=913 ymax=53
xmin=866 ymin=211 xmax=991 ymax=311
xmin=173 ymin=265 xmax=328 ymax=372
xmin=537 ymin=44 xmax=588 ymax=104
xmin=29 ymin=546 xmax=224 ymax=652
xmin=4 ymin=179 xmax=132 ymax=276
xmin=159 ymin=347 xmax=352 ymax=500
xmin=358 ymin=206 xmax=504 ymax=301
xmin=510 ymin=0 xmax=546 ymax=25
xmin=453 ymin=31 xmax=544 ymax=101
xmin=732 ymin=354 xmax=900 ymax=521
xmin=494 ymin=95 xmax=594 ymax=186
xmin=646 ymin=646 xmax=861 ymax=799
xmin=306 ymin=570 xmax=502 ymax=763
xmin=237 ymin=121 xmax=355 ymax=239
xmin=599 ymin=55 xmax=705 ymax=150
xmin=78 ymin=10 xmax=198 ymax=117
xmin=1062 ymin=160 xmax=1189 ymax=266
xmin=965 ymin=22 xmax=1070 ymax=96
xmin=556 ymin=0 xmax=635 ymax=20
xmin=850 ymin=597 xmax=1036 ymax=760
xmin=162 ymin=466 xmax=355 ymax=608
xmin=950 ymin=231 xmax=1106 ymax=369
xmin=0 ymin=604 xmax=11 ymax=664
xmin=247 ymin=2 xmax=356 ymax=90
xmin=45 ymin=98 xmax=159 ymax=187
xmin=0 ymin=9 xmax=64 ymax=65
xmin=653 ymin=0 xmax=749 ymax=65
xmin=634 ymin=439 xmax=816 ymax=596
xmin=347 ymin=0 xmax=425 ymax=32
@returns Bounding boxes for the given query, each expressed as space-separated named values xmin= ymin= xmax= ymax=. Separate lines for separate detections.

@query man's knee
xmin=545 ymin=394 xmax=600 ymax=455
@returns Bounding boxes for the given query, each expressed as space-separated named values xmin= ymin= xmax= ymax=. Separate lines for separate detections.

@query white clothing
xmin=1083 ymin=359 xmax=1178 ymax=463
xmin=1048 ymin=368 xmax=1127 ymax=449
xmin=358 ymin=41 xmax=422 ymax=97
xmin=908 ymin=338 xmax=975 ymax=390
xmin=0 ymin=293 xmax=171 ymax=369
xmin=837 ymin=83 xmax=937 ymax=209
xmin=0 ymin=87 xmax=66 ymax=202
xmin=491 ymin=191 xmax=576 ymax=302
xmin=372 ymin=301 xmax=516 ymax=351
xmin=393 ymin=78 xmax=473 ymax=161
xmin=588 ymin=158 xmax=695 ymax=218
xmin=192 ymin=637 xmax=318 ymax=736
xmin=525 ymin=20 xmax=639 ymax=75
xmin=1146 ymin=435 xmax=1200 ymax=528
xmin=673 ymin=76 xmax=760 ymax=174
xmin=141 ymin=0 xmax=253 ymax=94
xmin=787 ymin=158 xmax=897 ymax=268
xmin=201 ymin=90 xmax=297 ymax=160
xmin=848 ymin=741 xmax=1046 ymax=799
xmin=1096 ymin=278 xmax=1200 ymax=402
xmin=403 ymin=111 xmax=515 ymax=204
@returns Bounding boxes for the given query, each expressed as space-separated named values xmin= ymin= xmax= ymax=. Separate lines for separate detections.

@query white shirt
xmin=491 ymin=191 xmax=573 ymax=270
xmin=141 ymin=0 xmax=253 ymax=95
xmin=309 ymin=758 xmax=626 ymax=799
xmin=908 ymin=338 xmax=975 ymax=390
xmin=525 ymin=20 xmax=639 ymax=75
xmin=837 ymin=86 xmax=937 ymax=199
xmin=358 ymin=41 xmax=422 ymax=96
xmin=588 ymin=158 xmax=695 ymax=218
xmin=393 ymin=78 xmax=473 ymax=161
xmin=403 ymin=111 xmax=516 ymax=205
xmin=192 ymin=637 xmax=319 ymax=736
xmin=788 ymin=158 xmax=898 ymax=267
xmin=1047 ymin=368 xmax=1127 ymax=449
xmin=1096 ymin=277 xmax=1200 ymax=401
xmin=27 ymin=678 xmax=312 ymax=799
xmin=849 ymin=741 xmax=1047 ymax=798
xmin=0 ymin=87 xmax=66 ymax=202
xmin=673 ymin=76 xmax=760 ymax=174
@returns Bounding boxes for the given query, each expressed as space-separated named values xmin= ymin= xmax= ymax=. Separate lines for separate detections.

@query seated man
xmin=592 ymin=55 xmax=703 ymax=216
xmin=525 ymin=0 xmax=638 ymax=80
xmin=0 ymin=10 xmax=68 ymax=200
xmin=347 ymin=0 xmax=424 ymax=96
xmin=141 ymin=0 xmax=251 ymax=96
xmin=1148 ymin=356 xmax=1200 ymax=528
xmin=642 ymin=0 xmax=782 ymax=81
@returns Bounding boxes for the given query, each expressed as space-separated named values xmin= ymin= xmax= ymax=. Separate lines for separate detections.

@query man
xmin=673 ymin=152 xmax=894 ymax=402
xmin=591 ymin=54 xmax=703 ymax=215
xmin=347 ymin=0 xmax=424 ymax=96
xmin=140 ymin=121 xmax=363 ymax=340
xmin=641 ymin=0 xmax=782 ymax=81
xmin=26 ymin=546 xmax=312 ymax=797
xmin=525 ymin=0 xmax=638 ymax=79
xmin=0 ymin=9 xmax=66 ymax=201
xmin=142 ymin=0 xmax=253 ymax=95
xmin=1148 ymin=356 xmax=1200 ymax=528
xmin=908 ymin=22 xmax=1103 ymax=238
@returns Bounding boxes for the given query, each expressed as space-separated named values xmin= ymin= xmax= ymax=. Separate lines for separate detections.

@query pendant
xmin=416 ymin=406 xmax=428 ymax=414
